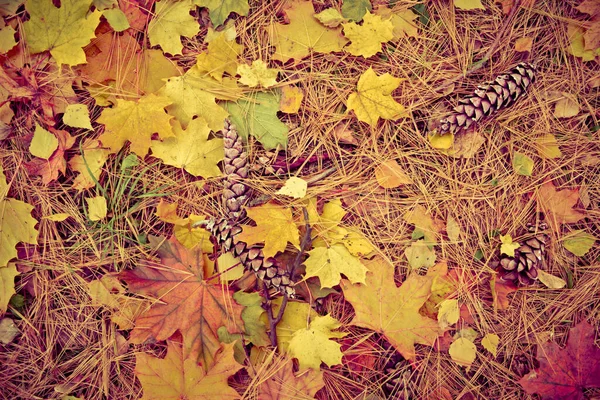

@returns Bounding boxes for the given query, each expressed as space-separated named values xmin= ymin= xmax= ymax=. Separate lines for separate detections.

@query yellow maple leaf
xmin=98 ymin=94 xmax=174 ymax=157
xmin=279 ymin=85 xmax=304 ymax=113
xmin=287 ymin=314 xmax=345 ymax=371
xmin=237 ymin=60 xmax=278 ymax=88
xmin=374 ymin=6 xmax=419 ymax=40
xmin=347 ymin=67 xmax=405 ymax=127
xmin=23 ymin=0 xmax=102 ymax=66
xmin=29 ymin=124 xmax=58 ymax=160
xmin=69 ymin=139 xmax=109 ymax=191
xmin=195 ymin=28 xmax=242 ymax=81
xmin=342 ymin=12 xmax=394 ymax=57
xmin=303 ymin=243 xmax=369 ymax=288
xmin=269 ymin=0 xmax=348 ymax=62
xmin=1 ymin=264 xmax=20 ymax=313
xmin=499 ymin=234 xmax=520 ymax=257
xmin=236 ymin=202 xmax=300 ymax=258
xmin=261 ymin=298 xmax=318 ymax=353
xmin=148 ymin=0 xmax=199 ymax=55
xmin=151 ymin=118 xmax=224 ymax=178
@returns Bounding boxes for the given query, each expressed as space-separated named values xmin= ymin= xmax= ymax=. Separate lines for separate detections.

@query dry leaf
xmin=535 ymin=134 xmax=562 ymax=159
xmin=374 ymin=159 xmax=413 ymax=188
xmin=514 ymin=37 xmax=533 ymax=52
xmin=343 ymin=12 xmax=394 ymax=58
xmin=537 ymin=270 xmax=567 ymax=289
xmin=554 ymin=94 xmax=580 ymax=118
xmin=481 ymin=333 xmax=499 ymax=357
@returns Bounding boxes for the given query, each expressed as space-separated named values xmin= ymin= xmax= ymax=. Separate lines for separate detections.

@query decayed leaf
xmin=287 ymin=314 xmax=345 ymax=370
xmin=29 ymin=124 xmax=58 ymax=160
xmin=86 ymin=196 xmax=107 ymax=221
xmin=446 ymin=216 xmax=461 ymax=242
xmin=151 ymin=118 xmax=224 ymax=178
xmin=443 ymin=131 xmax=486 ymax=158
xmin=276 ymin=177 xmax=307 ymax=199
xmin=537 ymin=270 xmax=567 ymax=289
xmin=0 ymin=166 xmax=38 ymax=268
xmin=491 ymin=273 xmax=519 ymax=311
xmin=195 ymin=28 xmax=242 ymax=82
xmin=497 ymin=0 xmax=534 ymax=14
xmin=225 ymin=91 xmax=288 ymax=150
xmin=512 ymin=152 xmax=534 ymax=176
xmin=500 ymin=234 xmax=520 ymax=257
xmin=454 ymin=0 xmax=485 ymax=10
xmin=135 ymin=341 xmax=242 ymax=400
xmin=257 ymin=355 xmax=325 ymax=399
xmin=373 ymin=6 xmax=419 ymax=39
xmin=342 ymin=12 xmax=394 ymax=57
xmin=404 ymin=240 xmax=437 ymax=270
xmin=236 ymin=202 xmax=300 ymax=258
xmin=0 ymin=317 xmax=19 ymax=344
xmin=279 ymin=85 xmax=303 ymax=113
xmin=567 ymin=24 xmax=600 ymax=62
xmin=98 ymin=94 xmax=174 ymax=156
xmin=481 ymin=333 xmax=499 ymax=357
xmin=341 ymin=256 xmax=441 ymax=360
xmin=515 ymin=37 xmax=533 ymax=52
xmin=1 ymin=264 xmax=20 ymax=313
xmin=23 ymin=0 xmax=102 ymax=66
xmin=535 ymin=134 xmax=562 ymax=159
xmin=304 ymin=243 xmax=369 ymax=288
xmin=63 ymin=104 xmax=93 ymax=130
xmin=519 ymin=321 xmax=600 ymax=399
xmin=120 ymin=236 xmax=244 ymax=369
xmin=69 ymin=139 xmax=109 ymax=191
xmin=148 ymin=0 xmax=199 ymax=55
xmin=404 ymin=204 xmax=444 ymax=245
xmin=563 ymin=230 xmax=596 ymax=256
xmin=314 ymin=8 xmax=348 ymax=28
xmin=194 ymin=0 xmax=249 ymax=27
xmin=269 ymin=0 xmax=348 ymax=62
xmin=237 ymin=60 xmax=278 ymax=88
xmin=449 ymin=337 xmax=477 ymax=367
xmin=341 ymin=0 xmax=371 ymax=22
xmin=553 ymin=93 xmax=580 ymax=118
xmin=374 ymin=159 xmax=413 ymax=188
xmin=347 ymin=67 xmax=405 ymax=127
xmin=537 ymin=182 xmax=586 ymax=230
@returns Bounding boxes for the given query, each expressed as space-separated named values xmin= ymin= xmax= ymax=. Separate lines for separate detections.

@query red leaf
xmin=519 ymin=321 xmax=600 ymax=399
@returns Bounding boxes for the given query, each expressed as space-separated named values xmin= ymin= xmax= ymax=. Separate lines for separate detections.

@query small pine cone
xmin=222 ymin=119 xmax=250 ymax=221
xmin=498 ymin=223 xmax=548 ymax=286
xmin=436 ymin=62 xmax=536 ymax=136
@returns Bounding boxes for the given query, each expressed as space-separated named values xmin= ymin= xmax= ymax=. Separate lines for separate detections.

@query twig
xmin=290 ymin=207 xmax=312 ymax=278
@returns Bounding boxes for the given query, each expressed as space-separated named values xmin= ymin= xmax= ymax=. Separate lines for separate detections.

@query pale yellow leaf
xmin=147 ymin=0 xmax=199 ymax=55
xmin=537 ymin=270 xmax=566 ymax=289
xmin=454 ymin=0 xmax=485 ymax=10
xmin=514 ymin=37 xmax=533 ymax=52
xmin=237 ymin=60 xmax=278 ymax=88
xmin=563 ymin=230 xmax=596 ymax=256
xmin=536 ymin=134 xmax=562 ymax=159
xmin=500 ymin=234 xmax=520 ymax=257
xmin=314 ymin=8 xmax=347 ymax=28
xmin=481 ymin=333 xmax=499 ymax=357
xmin=0 ymin=317 xmax=19 ymax=344
xmin=287 ymin=314 xmax=345 ymax=371
xmin=449 ymin=337 xmax=477 ymax=367
xmin=554 ymin=94 xmax=580 ymax=118
xmin=375 ymin=159 xmax=413 ymax=188
xmin=446 ymin=216 xmax=461 ymax=242
xmin=86 ymin=196 xmax=107 ymax=221
xmin=63 ymin=104 xmax=93 ymax=130
xmin=276 ymin=177 xmax=307 ymax=199
xmin=343 ymin=12 xmax=394 ymax=58
xmin=404 ymin=240 xmax=437 ymax=270
xmin=437 ymin=299 xmax=459 ymax=330
xmin=29 ymin=124 xmax=58 ymax=160
xmin=44 ymin=213 xmax=71 ymax=222
xmin=279 ymin=85 xmax=303 ymax=114
xmin=304 ymin=244 xmax=368 ymax=288
xmin=0 ymin=26 xmax=16 ymax=53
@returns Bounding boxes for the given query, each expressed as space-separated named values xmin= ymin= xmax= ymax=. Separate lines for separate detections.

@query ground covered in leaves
xmin=1 ymin=0 xmax=599 ymax=399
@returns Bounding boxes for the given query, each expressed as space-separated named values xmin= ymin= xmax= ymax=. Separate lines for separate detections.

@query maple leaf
xmin=68 ymin=139 xmax=109 ymax=191
xmin=346 ymin=67 xmax=405 ymax=127
xmin=268 ymin=0 xmax=348 ymax=62
xmin=1 ymin=264 xmax=19 ymax=313
xmin=232 ymin=291 xmax=269 ymax=347
xmin=341 ymin=256 xmax=441 ymax=360
xmin=25 ymin=128 xmax=76 ymax=184
xmin=287 ymin=314 xmax=345 ymax=370
xmin=262 ymin=299 xmax=318 ymax=353
xmin=151 ymin=118 xmax=224 ymax=178
xmin=519 ymin=321 xmax=600 ymax=399
xmin=195 ymin=27 xmax=242 ymax=82
xmin=0 ymin=26 xmax=16 ymax=53
xmin=236 ymin=202 xmax=300 ymax=258
xmin=120 ymin=236 xmax=244 ymax=368
xmin=257 ymin=356 xmax=325 ymax=399
xmin=159 ymin=73 xmax=230 ymax=132
xmin=194 ymin=0 xmax=249 ymax=27
xmin=499 ymin=234 xmax=520 ymax=257
xmin=341 ymin=0 xmax=372 ymax=22
xmin=98 ymin=94 xmax=174 ymax=157
xmin=135 ymin=341 xmax=243 ymax=400
xmin=342 ymin=12 xmax=394 ymax=58
xmin=0 ymin=166 xmax=39 ymax=269
xmin=23 ymin=0 xmax=102 ymax=66
xmin=225 ymin=91 xmax=288 ymax=150
xmin=148 ymin=0 xmax=199 ymax=55
xmin=303 ymin=243 xmax=369 ymax=288
xmin=237 ymin=60 xmax=278 ymax=88
xmin=403 ymin=204 xmax=444 ymax=245
xmin=374 ymin=6 xmax=419 ymax=40
xmin=536 ymin=181 xmax=586 ymax=231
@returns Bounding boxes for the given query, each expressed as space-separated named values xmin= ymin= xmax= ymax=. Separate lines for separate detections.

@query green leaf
xmin=474 ymin=249 xmax=484 ymax=260
xmin=194 ymin=0 xmax=249 ymax=26
xmin=341 ymin=0 xmax=372 ymax=22
xmin=512 ymin=152 xmax=534 ymax=176
xmin=103 ymin=8 xmax=129 ymax=32
xmin=411 ymin=3 xmax=429 ymax=27
xmin=233 ymin=291 xmax=270 ymax=347
xmin=563 ymin=230 xmax=596 ymax=256
xmin=225 ymin=91 xmax=288 ymax=150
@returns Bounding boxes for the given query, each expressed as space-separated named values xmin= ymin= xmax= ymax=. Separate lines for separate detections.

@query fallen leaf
xmin=69 ymin=139 xmax=109 ymax=191
xmin=63 ymin=104 xmax=93 ymax=130
xmin=237 ymin=60 xmax=278 ymax=88
xmin=444 ymin=131 xmax=485 ymax=158
xmin=403 ymin=204 xmax=444 ymax=245
xmin=151 ymin=118 xmax=224 ymax=178
xmin=135 ymin=341 xmax=242 ymax=399
xmin=481 ymin=333 xmax=499 ymax=357
xmin=332 ymin=123 xmax=358 ymax=145
xmin=29 ymin=123 xmax=58 ymax=160
xmin=563 ymin=230 xmax=596 ymax=256
xmin=232 ymin=291 xmax=270 ymax=347
xmin=496 ymin=0 xmax=535 ymax=14
xmin=44 ymin=213 xmax=71 ymax=222
xmin=346 ymin=67 xmax=405 ymax=126
xmin=512 ymin=152 xmax=534 ymax=176
xmin=343 ymin=12 xmax=394 ymax=57
xmin=429 ymin=132 xmax=454 ymax=150
xmin=257 ymin=355 xmax=325 ymax=399
xmin=374 ymin=159 xmax=413 ymax=188
xmin=554 ymin=93 xmax=580 ymax=118
xmin=120 ymin=236 xmax=244 ymax=369
xmin=535 ymin=134 xmax=562 ymax=159
xmin=263 ymin=299 xmax=318 ymax=353
xmin=102 ymin=8 xmax=129 ymax=32
xmin=0 ymin=317 xmax=19 ymax=344
xmin=0 ymin=26 xmax=16 ymax=53
xmin=454 ymin=0 xmax=485 ymax=10
xmin=236 ymin=202 xmax=300 ymax=258
xmin=341 ymin=256 xmax=441 ymax=360
xmin=500 ymin=234 xmax=520 ymax=257
xmin=287 ymin=314 xmax=345 ymax=370
xmin=23 ymin=0 xmax=102 ymax=66
xmin=576 ymin=0 xmax=600 ymax=17
xmin=98 ymin=94 xmax=174 ymax=156
xmin=303 ymin=243 xmax=368 ymax=288
xmin=420 ymin=262 xmax=456 ymax=320
xmin=519 ymin=321 xmax=600 ymax=399
xmin=0 ymin=264 xmax=20 ymax=313
xmin=86 ymin=196 xmax=107 ymax=221
xmin=491 ymin=273 xmax=519 ymax=311
xmin=148 ymin=0 xmax=199 ymax=55
xmin=373 ymin=6 xmax=419 ymax=39
xmin=449 ymin=337 xmax=477 ymax=367
xmin=276 ymin=177 xmax=307 ymax=199
xmin=269 ymin=0 xmax=348 ymax=62
xmin=341 ymin=0 xmax=372 ymax=22
xmin=515 ymin=37 xmax=533 ymax=52
xmin=26 ymin=127 xmax=75 ymax=184
xmin=195 ymin=27 xmax=242 ymax=82
xmin=567 ymin=24 xmax=600 ymax=62
xmin=194 ymin=0 xmax=249 ymax=26
xmin=537 ymin=270 xmax=567 ymax=289
xmin=279 ymin=85 xmax=303 ymax=113
xmin=225 ymin=91 xmax=288 ymax=150
xmin=446 ymin=216 xmax=461 ymax=242
xmin=404 ymin=240 xmax=437 ymax=270
xmin=314 ymin=8 xmax=347 ymax=28
xmin=584 ymin=21 xmax=600 ymax=51
xmin=437 ymin=299 xmax=459 ymax=330
xmin=537 ymin=182 xmax=586 ymax=230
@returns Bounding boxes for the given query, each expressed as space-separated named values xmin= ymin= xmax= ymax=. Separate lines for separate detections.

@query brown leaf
xmin=25 ymin=128 xmax=75 ymax=184
xmin=491 ymin=273 xmax=519 ymax=311
xmin=257 ymin=356 xmax=325 ymax=399
xmin=519 ymin=321 xmax=600 ymax=399
xmin=120 ymin=236 xmax=244 ymax=369
xmin=514 ymin=37 xmax=533 ymax=52
xmin=374 ymin=159 xmax=413 ymax=188
xmin=537 ymin=182 xmax=586 ymax=231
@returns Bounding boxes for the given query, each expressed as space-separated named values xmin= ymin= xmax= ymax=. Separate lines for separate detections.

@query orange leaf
xmin=120 ymin=236 xmax=244 ymax=368
xmin=257 ymin=356 xmax=325 ymax=399
xmin=491 ymin=273 xmax=519 ymax=311
xmin=341 ymin=256 xmax=441 ymax=361
xmin=514 ymin=37 xmax=533 ymax=52
xmin=536 ymin=182 xmax=586 ymax=231
xmin=25 ymin=128 xmax=75 ymax=184
xmin=135 ymin=341 xmax=242 ymax=400
xmin=374 ymin=159 xmax=413 ymax=188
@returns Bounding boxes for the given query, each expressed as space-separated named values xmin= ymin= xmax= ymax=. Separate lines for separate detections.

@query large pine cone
xmin=208 ymin=121 xmax=296 ymax=297
xmin=436 ymin=62 xmax=536 ymax=136
xmin=498 ymin=223 xmax=548 ymax=286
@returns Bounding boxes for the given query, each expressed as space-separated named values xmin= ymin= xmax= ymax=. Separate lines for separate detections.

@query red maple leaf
xmin=120 ymin=236 xmax=244 ymax=369
xmin=519 ymin=320 xmax=600 ymax=399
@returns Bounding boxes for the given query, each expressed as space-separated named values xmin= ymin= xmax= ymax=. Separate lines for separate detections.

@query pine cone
xmin=436 ymin=62 xmax=536 ymax=136
xmin=498 ymin=223 xmax=548 ymax=286
xmin=208 ymin=121 xmax=296 ymax=297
